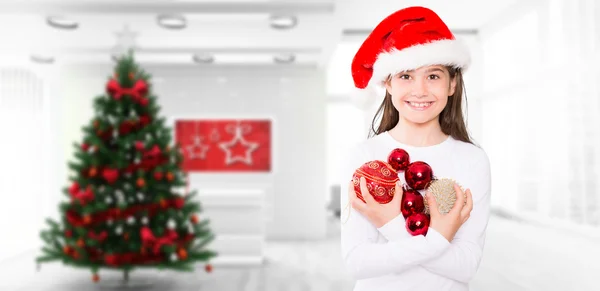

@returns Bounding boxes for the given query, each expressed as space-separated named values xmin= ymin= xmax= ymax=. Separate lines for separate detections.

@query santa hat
xmin=350 ymin=6 xmax=470 ymax=106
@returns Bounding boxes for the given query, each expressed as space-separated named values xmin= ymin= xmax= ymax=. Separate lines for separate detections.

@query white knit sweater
xmin=339 ymin=131 xmax=491 ymax=291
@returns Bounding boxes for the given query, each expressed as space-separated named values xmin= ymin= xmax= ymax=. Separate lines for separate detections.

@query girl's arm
xmin=339 ymin=144 xmax=451 ymax=280
xmin=376 ymin=152 xmax=492 ymax=283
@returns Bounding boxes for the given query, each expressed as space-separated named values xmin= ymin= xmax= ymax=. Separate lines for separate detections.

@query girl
xmin=340 ymin=6 xmax=491 ymax=291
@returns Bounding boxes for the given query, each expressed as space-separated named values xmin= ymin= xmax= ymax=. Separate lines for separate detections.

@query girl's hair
xmin=367 ymin=66 xmax=474 ymax=145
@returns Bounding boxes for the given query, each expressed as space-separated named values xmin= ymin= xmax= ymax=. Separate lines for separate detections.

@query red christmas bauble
xmin=405 ymin=161 xmax=433 ymax=190
xmin=205 ymin=264 xmax=213 ymax=273
xmin=69 ymin=182 xmax=80 ymax=195
xmin=388 ymin=148 xmax=410 ymax=171
xmin=135 ymin=141 xmax=145 ymax=151
xmin=406 ymin=212 xmax=430 ymax=236
xmin=102 ymin=168 xmax=119 ymax=184
xmin=139 ymin=97 xmax=149 ymax=107
xmin=400 ymin=187 xmax=425 ymax=218
xmin=352 ymin=160 xmax=399 ymax=204
xmin=138 ymin=115 xmax=151 ymax=128
xmin=154 ymin=171 xmax=163 ymax=181
xmin=81 ymin=143 xmax=89 ymax=151
xmin=65 ymin=229 xmax=73 ymax=238
xmin=174 ymin=197 xmax=185 ymax=209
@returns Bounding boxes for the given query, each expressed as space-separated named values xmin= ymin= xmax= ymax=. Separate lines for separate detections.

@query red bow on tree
xmin=106 ymin=79 xmax=149 ymax=103
xmin=71 ymin=186 xmax=95 ymax=205
xmin=140 ymin=227 xmax=178 ymax=255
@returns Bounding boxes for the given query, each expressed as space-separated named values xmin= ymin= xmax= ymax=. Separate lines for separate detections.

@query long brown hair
xmin=368 ymin=66 xmax=474 ymax=145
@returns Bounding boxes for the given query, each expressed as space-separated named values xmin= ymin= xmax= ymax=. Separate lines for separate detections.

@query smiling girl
xmin=340 ymin=6 xmax=492 ymax=291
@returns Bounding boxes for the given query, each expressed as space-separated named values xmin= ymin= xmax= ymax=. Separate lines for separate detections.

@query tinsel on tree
xmin=36 ymin=52 xmax=217 ymax=282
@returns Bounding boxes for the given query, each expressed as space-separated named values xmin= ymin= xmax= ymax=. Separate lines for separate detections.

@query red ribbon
xmin=88 ymin=230 xmax=108 ymax=242
xmin=140 ymin=227 xmax=178 ymax=255
xmin=106 ymin=79 xmax=148 ymax=102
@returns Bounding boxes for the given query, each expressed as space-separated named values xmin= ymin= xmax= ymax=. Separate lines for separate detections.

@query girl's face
xmin=385 ymin=65 xmax=457 ymax=125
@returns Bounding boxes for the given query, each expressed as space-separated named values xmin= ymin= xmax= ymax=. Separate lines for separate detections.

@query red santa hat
xmin=350 ymin=6 xmax=470 ymax=106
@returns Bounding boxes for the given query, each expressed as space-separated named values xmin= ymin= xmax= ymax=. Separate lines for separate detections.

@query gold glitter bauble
xmin=424 ymin=178 xmax=464 ymax=215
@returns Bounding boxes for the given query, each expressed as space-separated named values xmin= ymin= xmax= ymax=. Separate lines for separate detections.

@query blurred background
xmin=0 ymin=0 xmax=599 ymax=290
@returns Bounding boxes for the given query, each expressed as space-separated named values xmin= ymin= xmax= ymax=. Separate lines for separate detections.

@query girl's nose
xmin=410 ymin=78 xmax=428 ymax=97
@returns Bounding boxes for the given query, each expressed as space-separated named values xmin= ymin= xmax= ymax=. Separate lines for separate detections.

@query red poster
xmin=174 ymin=119 xmax=271 ymax=172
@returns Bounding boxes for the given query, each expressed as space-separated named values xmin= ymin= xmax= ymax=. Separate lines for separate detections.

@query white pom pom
xmin=350 ymin=86 xmax=382 ymax=110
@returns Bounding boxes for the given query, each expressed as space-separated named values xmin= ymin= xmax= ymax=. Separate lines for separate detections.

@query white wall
xmin=55 ymin=64 xmax=329 ymax=240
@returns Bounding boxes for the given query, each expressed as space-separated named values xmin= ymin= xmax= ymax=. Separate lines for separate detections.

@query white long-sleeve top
xmin=339 ymin=131 xmax=491 ymax=291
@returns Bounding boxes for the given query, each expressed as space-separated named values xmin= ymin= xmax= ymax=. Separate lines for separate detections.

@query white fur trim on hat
xmin=369 ymin=38 xmax=471 ymax=88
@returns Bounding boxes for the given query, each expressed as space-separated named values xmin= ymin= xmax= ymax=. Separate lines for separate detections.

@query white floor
xmin=1 ymin=214 xmax=599 ymax=291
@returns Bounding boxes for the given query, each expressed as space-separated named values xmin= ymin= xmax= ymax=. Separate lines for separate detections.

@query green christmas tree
xmin=36 ymin=52 xmax=217 ymax=282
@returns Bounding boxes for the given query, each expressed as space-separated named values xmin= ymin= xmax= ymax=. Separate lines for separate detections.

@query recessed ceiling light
xmin=274 ymin=54 xmax=295 ymax=64
xmin=269 ymin=15 xmax=297 ymax=30
xmin=31 ymin=54 xmax=55 ymax=64
xmin=157 ymin=14 xmax=187 ymax=30
xmin=192 ymin=54 xmax=214 ymax=64
xmin=46 ymin=16 xmax=78 ymax=30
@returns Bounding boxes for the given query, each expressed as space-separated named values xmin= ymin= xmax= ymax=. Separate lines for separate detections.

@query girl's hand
xmin=348 ymin=177 xmax=403 ymax=228
xmin=427 ymin=183 xmax=473 ymax=242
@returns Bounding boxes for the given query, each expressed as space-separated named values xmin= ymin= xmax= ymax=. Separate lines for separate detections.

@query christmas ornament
xmin=83 ymin=214 xmax=92 ymax=225
xmin=166 ymin=172 xmax=174 ymax=182
xmin=140 ymin=227 xmax=178 ymax=254
xmin=159 ymin=198 xmax=167 ymax=208
xmin=136 ymin=177 xmax=145 ymax=188
xmin=405 ymin=161 xmax=433 ymax=190
xmin=65 ymin=229 xmax=72 ymax=238
xmin=167 ymin=219 xmax=176 ymax=229
xmin=406 ymin=212 xmax=430 ymax=236
xmin=106 ymin=79 xmax=148 ymax=102
xmin=154 ymin=171 xmax=163 ymax=180
xmin=88 ymin=230 xmax=108 ymax=242
xmin=218 ymin=121 xmax=259 ymax=165
xmin=400 ymin=187 xmax=424 ymax=218
xmin=388 ymin=148 xmax=410 ymax=171
xmin=174 ymin=197 xmax=185 ymax=209
xmin=89 ymin=167 xmax=98 ymax=177
xmin=425 ymin=178 xmax=462 ymax=215
xmin=190 ymin=215 xmax=198 ymax=224
xmin=68 ymin=182 xmax=80 ymax=196
xmin=178 ymin=248 xmax=188 ymax=260
xmin=205 ymin=264 xmax=213 ymax=273
xmin=135 ymin=141 xmax=145 ymax=151
xmin=350 ymin=6 xmax=470 ymax=105
xmin=72 ymin=186 xmax=95 ymax=205
xmin=102 ymin=168 xmax=119 ymax=184
xmin=81 ymin=143 xmax=89 ymax=151
xmin=139 ymin=97 xmax=149 ymax=107
xmin=352 ymin=161 xmax=399 ymax=204
xmin=77 ymin=238 xmax=85 ymax=248
xmin=92 ymin=273 xmax=99 ymax=282
xmin=138 ymin=114 xmax=151 ymax=128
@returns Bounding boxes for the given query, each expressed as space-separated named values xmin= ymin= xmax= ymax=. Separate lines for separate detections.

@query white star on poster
xmin=186 ymin=135 xmax=210 ymax=160
xmin=219 ymin=122 xmax=259 ymax=165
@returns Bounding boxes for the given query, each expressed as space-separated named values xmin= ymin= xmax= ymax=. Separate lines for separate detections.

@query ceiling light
xmin=192 ymin=54 xmax=214 ymax=64
xmin=274 ymin=54 xmax=295 ymax=64
xmin=157 ymin=14 xmax=187 ymax=30
xmin=46 ymin=16 xmax=78 ymax=30
xmin=31 ymin=54 xmax=55 ymax=64
xmin=269 ymin=15 xmax=297 ymax=30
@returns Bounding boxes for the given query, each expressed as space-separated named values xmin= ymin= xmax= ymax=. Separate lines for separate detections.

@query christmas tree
xmin=36 ymin=52 xmax=217 ymax=282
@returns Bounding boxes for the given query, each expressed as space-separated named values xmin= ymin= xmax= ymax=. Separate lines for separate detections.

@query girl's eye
xmin=398 ymin=74 xmax=410 ymax=80
xmin=428 ymin=74 xmax=440 ymax=80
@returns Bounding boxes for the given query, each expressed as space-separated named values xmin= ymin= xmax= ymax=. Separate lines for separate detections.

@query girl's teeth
xmin=409 ymin=102 xmax=432 ymax=107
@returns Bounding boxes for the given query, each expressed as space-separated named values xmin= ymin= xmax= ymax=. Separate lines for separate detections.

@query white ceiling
xmin=0 ymin=0 xmax=522 ymax=66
